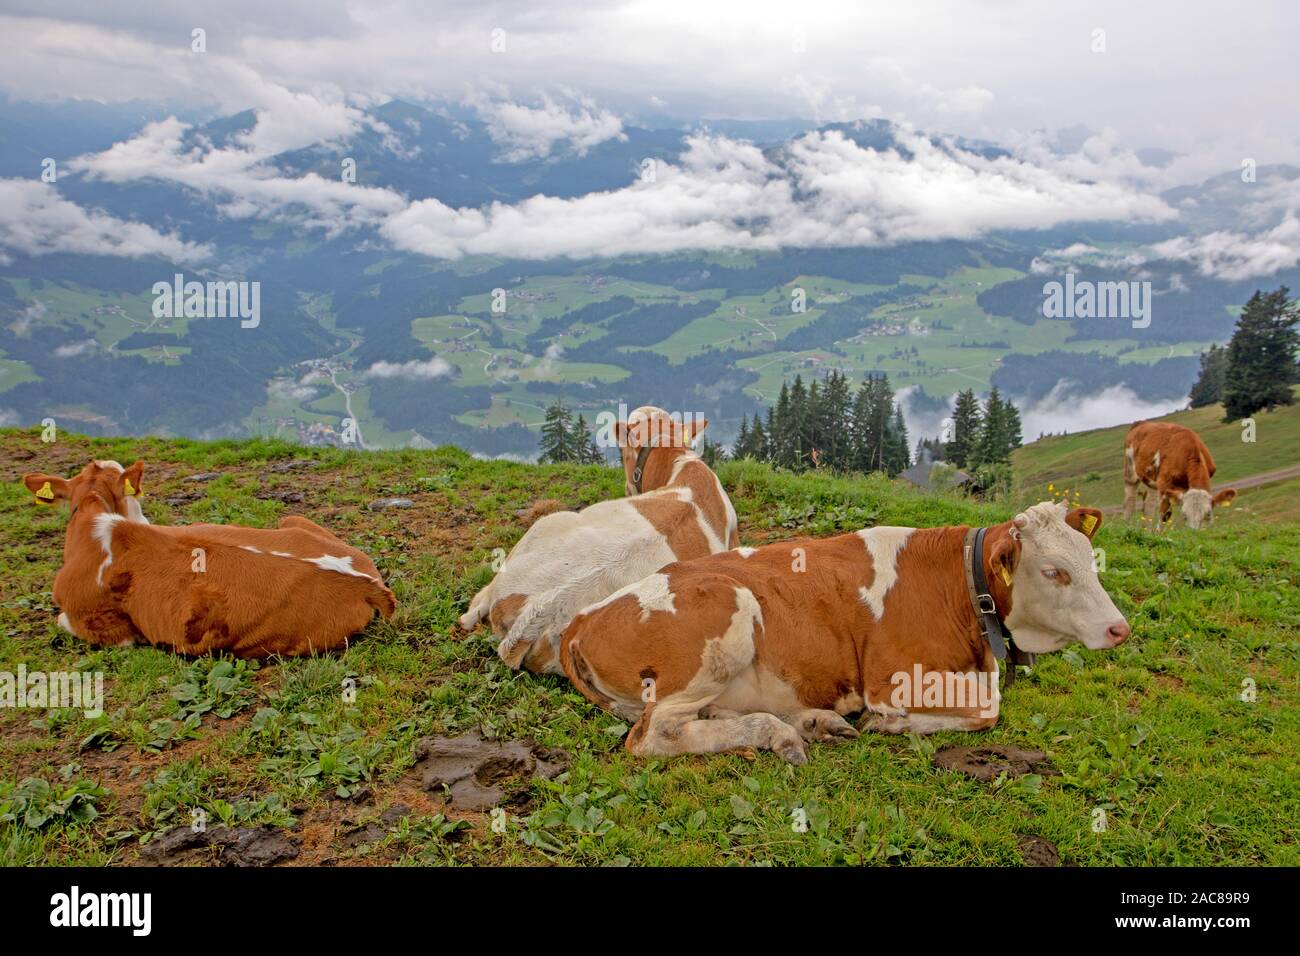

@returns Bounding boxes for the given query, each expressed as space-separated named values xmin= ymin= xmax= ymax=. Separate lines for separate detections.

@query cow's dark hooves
xmin=778 ymin=745 xmax=809 ymax=765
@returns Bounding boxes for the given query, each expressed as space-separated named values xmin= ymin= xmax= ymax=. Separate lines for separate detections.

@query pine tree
xmin=1189 ymin=343 xmax=1229 ymax=408
xmin=733 ymin=416 xmax=752 ymax=459
xmin=539 ymin=400 xmax=575 ymax=463
xmin=820 ymin=370 xmax=852 ymax=470
xmin=751 ymin=413 xmax=769 ymax=462
xmin=885 ymin=404 xmax=911 ymax=476
xmin=788 ymin=375 xmax=809 ymax=470
xmin=946 ymin=389 xmax=980 ymax=468
xmin=1222 ymin=287 xmax=1299 ymax=420
xmin=569 ymin=414 xmax=604 ymax=464
xmin=699 ymin=435 xmax=726 ymax=468
xmin=973 ymin=388 xmax=1006 ymax=468
xmin=771 ymin=383 xmax=793 ymax=468
xmin=1002 ymin=399 xmax=1022 ymax=458
xmin=868 ymin=378 xmax=895 ymax=472
xmin=805 ymin=379 xmax=822 ymax=468
xmin=971 ymin=388 xmax=1022 ymax=467
xmin=847 ymin=376 xmax=896 ymax=473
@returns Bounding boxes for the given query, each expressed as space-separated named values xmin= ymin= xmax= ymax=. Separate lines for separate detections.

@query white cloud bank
xmin=71 ymin=117 xmax=407 ymax=238
xmin=478 ymin=95 xmax=626 ymax=162
xmin=0 ymin=179 xmax=210 ymax=265
xmin=382 ymin=127 xmax=1174 ymax=260
xmin=1151 ymin=214 xmax=1300 ymax=281
xmin=1018 ymin=382 xmax=1186 ymax=441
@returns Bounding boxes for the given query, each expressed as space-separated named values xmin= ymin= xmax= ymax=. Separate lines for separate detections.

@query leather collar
xmin=963 ymin=526 xmax=1035 ymax=686
xmin=631 ymin=444 xmax=654 ymax=494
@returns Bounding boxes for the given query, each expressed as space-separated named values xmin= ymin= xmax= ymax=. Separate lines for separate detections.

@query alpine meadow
xmin=0 ymin=0 xmax=1296 ymax=927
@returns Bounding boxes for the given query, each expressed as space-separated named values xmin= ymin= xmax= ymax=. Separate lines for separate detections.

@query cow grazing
xmin=23 ymin=459 xmax=396 ymax=657
xmin=1123 ymin=421 xmax=1236 ymax=530
xmin=560 ymin=502 xmax=1129 ymax=764
xmin=460 ymin=405 xmax=739 ymax=675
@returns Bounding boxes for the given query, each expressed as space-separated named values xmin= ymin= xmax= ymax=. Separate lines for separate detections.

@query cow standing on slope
xmin=23 ymin=459 xmax=395 ymax=657
xmin=1123 ymin=421 xmax=1236 ymax=530
xmin=460 ymin=405 xmax=738 ymax=675
xmin=560 ymin=502 xmax=1129 ymax=764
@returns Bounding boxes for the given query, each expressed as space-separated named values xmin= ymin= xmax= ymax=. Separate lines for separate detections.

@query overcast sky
xmin=1 ymin=1 xmax=1298 ymax=274
xmin=2 ymin=1 xmax=1296 ymax=169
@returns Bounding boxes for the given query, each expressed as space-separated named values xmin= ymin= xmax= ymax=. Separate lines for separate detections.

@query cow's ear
xmin=685 ymin=416 xmax=709 ymax=443
xmin=1213 ymin=488 xmax=1236 ymax=507
xmin=1065 ymin=507 xmax=1103 ymax=541
xmin=988 ymin=533 xmax=1021 ymax=588
xmin=614 ymin=421 xmax=630 ymax=447
xmin=119 ymin=460 xmax=144 ymax=497
xmin=23 ymin=473 xmax=69 ymax=505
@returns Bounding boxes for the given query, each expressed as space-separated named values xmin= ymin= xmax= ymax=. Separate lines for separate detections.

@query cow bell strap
xmin=631 ymin=444 xmax=654 ymax=494
xmin=963 ymin=526 xmax=1034 ymax=687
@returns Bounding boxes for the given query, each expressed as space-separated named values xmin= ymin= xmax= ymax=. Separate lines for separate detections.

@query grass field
xmin=1012 ymin=388 xmax=1300 ymax=517
xmin=1 ymin=428 xmax=1295 ymax=866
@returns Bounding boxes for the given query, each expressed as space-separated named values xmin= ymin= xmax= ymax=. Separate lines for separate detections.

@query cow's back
xmin=104 ymin=521 xmax=390 ymax=656
xmin=158 ymin=522 xmax=383 ymax=579
xmin=491 ymin=496 xmax=679 ymax=608
xmin=1127 ymin=421 xmax=1214 ymax=487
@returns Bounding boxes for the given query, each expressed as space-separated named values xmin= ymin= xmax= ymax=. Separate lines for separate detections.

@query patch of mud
xmin=931 ymin=745 xmax=1059 ymax=782
xmin=140 ymin=824 xmax=299 ymax=866
xmin=1016 ymin=833 xmax=1061 ymax=867
xmin=257 ymin=490 xmax=305 ymax=503
xmin=411 ymin=731 xmax=569 ymax=811
xmin=266 ymin=459 xmax=321 ymax=473
xmin=164 ymin=490 xmax=205 ymax=506
xmin=337 ymin=804 xmax=411 ymax=849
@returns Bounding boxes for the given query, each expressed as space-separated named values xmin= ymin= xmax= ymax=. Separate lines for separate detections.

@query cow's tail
xmin=459 ymin=580 xmax=494 ymax=631
xmin=366 ymin=578 xmax=397 ymax=620
xmin=496 ymin=564 xmax=614 ymax=667
xmin=496 ymin=590 xmax=558 ymax=668
xmin=1123 ymin=444 xmax=1138 ymax=484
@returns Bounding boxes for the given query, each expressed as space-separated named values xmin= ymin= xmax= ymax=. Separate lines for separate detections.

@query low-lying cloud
xmin=1017 ymin=382 xmax=1186 ymax=441
xmin=0 ymin=179 xmax=210 ymax=265
xmin=72 ymin=118 xmax=407 ymax=238
xmin=1151 ymin=214 xmax=1300 ymax=281
xmin=478 ymin=95 xmax=626 ymax=162
xmin=383 ymin=127 xmax=1175 ymax=260
xmin=364 ymin=356 xmax=453 ymax=380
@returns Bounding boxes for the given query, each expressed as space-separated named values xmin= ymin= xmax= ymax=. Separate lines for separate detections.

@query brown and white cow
xmin=460 ymin=405 xmax=738 ymax=675
xmin=560 ymin=501 xmax=1129 ymax=764
xmin=1123 ymin=421 xmax=1236 ymax=530
xmin=23 ymin=459 xmax=395 ymax=657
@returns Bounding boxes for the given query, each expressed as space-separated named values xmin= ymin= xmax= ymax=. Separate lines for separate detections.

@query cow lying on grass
xmin=460 ymin=405 xmax=738 ymax=675
xmin=23 ymin=459 xmax=395 ymax=657
xmin=560 ymin=501 xmax=1129 ymax=764
xmin=1124 ymin=421 xmax=1236 ymax=530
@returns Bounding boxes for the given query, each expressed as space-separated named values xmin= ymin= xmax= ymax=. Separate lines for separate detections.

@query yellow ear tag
xmin=124 ymin=478 xmax=137 ymax=497
xmin=35 ymin=481 xmax=55 ymax=501
xmin=999 ymin=565 xmax=1012 ymax=587
xmin=1081 ymin=514 xmax=1097 ymax=535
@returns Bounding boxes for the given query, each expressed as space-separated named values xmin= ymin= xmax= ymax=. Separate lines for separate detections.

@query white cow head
xmin=1176 ymin=487 xmax=1237 ymax=529
xmin=614 ymin=405 xmax=709 ymax=496
xmin=998 ymin=501 xmax=1130 ymax=653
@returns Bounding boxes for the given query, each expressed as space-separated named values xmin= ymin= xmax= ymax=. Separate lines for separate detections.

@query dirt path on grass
xmin=1098 ymin=462 xmax=1300 ymax=515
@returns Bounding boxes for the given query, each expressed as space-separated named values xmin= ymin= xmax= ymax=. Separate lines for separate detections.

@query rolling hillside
xmin=1 ymin=428 xmax=1296 ymax=865
xmin=1012 ymin=387 xmax=1300 ymax=522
